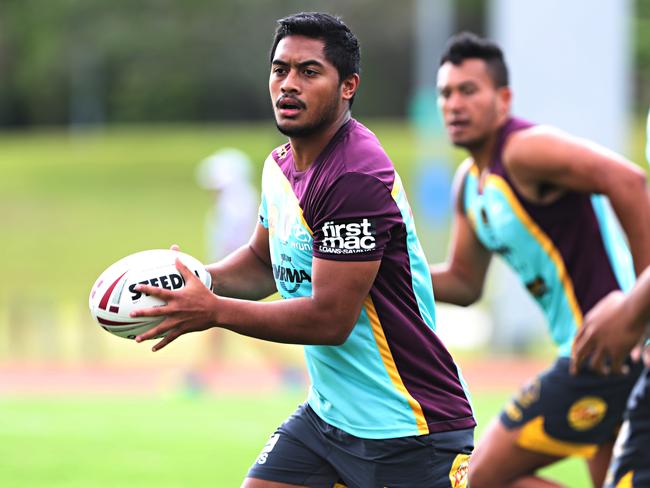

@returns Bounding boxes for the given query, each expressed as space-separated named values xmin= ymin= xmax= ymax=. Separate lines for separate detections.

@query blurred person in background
xmin=183 ymin=148 xmax=258 ymax=392
xmin=430 ymin=32 xmax=650 ymax=488
xmin=131 ymin=12 xmax=474 ymax=487
xmin=196 ymin=148 xmax=258 ymax=263
xmin=572 ymin=110 xmax=650 ymax=488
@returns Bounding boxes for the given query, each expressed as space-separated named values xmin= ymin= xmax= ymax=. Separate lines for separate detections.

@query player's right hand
xmin=571 ymin=290 xmax=640 ymax=375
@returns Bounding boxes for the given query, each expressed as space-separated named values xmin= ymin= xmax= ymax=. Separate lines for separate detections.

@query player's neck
xmin=290 ymin=111 xmax=351 ymax=172
xmin=468 ymin=131 xmax=499 ymax=170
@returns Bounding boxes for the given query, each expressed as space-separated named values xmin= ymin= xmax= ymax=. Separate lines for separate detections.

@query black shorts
xmin=247 ymin=403 xmax=474 ymax=488
xmin=500 ymin=357 xmax=643 ymax=458
xmin=605 ymin=367 xmax=650 ymax=488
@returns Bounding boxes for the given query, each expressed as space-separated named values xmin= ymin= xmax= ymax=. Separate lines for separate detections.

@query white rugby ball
xmin=88 ymin=249 xmax=212 ymax=340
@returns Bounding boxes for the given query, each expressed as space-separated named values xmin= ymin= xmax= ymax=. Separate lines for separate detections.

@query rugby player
xmin=430 ymin=32 xmax=650 ymax=487
xmin=132 ymin=13 xmax=474 ymax=487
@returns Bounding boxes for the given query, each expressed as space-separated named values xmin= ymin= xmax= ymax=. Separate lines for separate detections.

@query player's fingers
xmin=134 ymin=283 xmax=175 ymax=300
xmin=129 ymin=304 xmax=170 ymax=318
xmin=135 ymin=320 xmax=173 ymax=342
xmin=610 ymin=355 xmax=626 ymax=375
xmin=571 ymin=331 xmax=591 ymax=374
xmin=170 ymin=244 xmax=180 ymax=251
xmin=151 ymin=330 xmax=181 ymax=352
xmin=175 ymin=258 xmax=198 ymax=282
xmin=589 ymin=347 xmax=609 ymax=375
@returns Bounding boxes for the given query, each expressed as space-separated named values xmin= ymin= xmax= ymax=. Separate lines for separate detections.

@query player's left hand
xmin=571 ymin=290 xmax=639 ymax=375
xmin=130 ymin=258 xmax=220 ymax=351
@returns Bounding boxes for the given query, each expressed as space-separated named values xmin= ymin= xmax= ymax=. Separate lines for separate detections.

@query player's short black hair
xmin=440 ymin=32 xmax=509 ymax=88
xmin=270 ymin=12 xmax=361 ymax=105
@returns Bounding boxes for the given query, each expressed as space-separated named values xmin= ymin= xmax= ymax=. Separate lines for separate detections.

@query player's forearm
xmin=207 ymin=244 xmax=277 ymax=300
xmin=609 ymin=176 xmax=650 ymax=275
xmin=214 ymin=295 xmax=355 ymax=345
xmin=430 ymin=263 xmax=483 ymax=306
xmin=625 ymin=266 xmax=650 ymax=331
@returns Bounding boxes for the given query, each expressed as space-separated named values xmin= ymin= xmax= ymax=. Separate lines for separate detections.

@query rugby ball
xmin=88 ymin=249 xmax=212 ymax=340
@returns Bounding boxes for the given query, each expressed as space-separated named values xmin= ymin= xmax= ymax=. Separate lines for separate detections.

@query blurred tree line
xmin=5 ymin=0 xmax=648 ymax=126
xmin=0 ymin=0 xmax=485 ymax=126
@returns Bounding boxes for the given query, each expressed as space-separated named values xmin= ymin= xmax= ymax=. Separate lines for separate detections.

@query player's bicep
xmin=248 ymin=223 xmax=271 ymax=267
xmin=311 ymin=257 xmax=380 ymax=343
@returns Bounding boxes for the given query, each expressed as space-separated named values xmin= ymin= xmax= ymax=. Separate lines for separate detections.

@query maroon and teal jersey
xmin=259 ymin=119 xmax=475 ymax=439
xmin=462 ymin=117 xmax=635 ymax=357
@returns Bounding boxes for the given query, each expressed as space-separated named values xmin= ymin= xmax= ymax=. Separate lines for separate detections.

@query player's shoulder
xmin=503 ymin=124 xmax=567 ymax=167
xmin=334 ymin=119 xmax=394 ymax=181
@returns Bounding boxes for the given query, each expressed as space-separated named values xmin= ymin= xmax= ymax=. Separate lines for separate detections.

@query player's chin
xmin=449 ymin=134 xmax=477 ymax=149
xmin=275 ymin=120 xmax=311 ymax=137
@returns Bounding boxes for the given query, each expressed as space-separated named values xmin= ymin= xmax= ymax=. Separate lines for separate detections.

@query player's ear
xmin=497 ymin=86 xmax=512 ymax=118
xmin=341 ymin=73 xmax=360 ymax=103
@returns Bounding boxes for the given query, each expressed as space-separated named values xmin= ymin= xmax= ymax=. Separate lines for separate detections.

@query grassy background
xmin=0 ymin=391 xmax=590 ymax=487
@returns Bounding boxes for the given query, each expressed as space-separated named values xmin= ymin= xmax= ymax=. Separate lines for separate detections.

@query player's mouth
xmin=447 ymin=118 xmax=470 ymax=135
xmin=276 ymin=96 xmax=305 ymax=118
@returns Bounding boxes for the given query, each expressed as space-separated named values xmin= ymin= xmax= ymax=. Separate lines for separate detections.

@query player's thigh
xmin=470 ymin=418 xmax=561 ymax=487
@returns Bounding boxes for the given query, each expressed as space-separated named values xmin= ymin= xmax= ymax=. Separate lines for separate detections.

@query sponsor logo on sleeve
xmin=318 ymin=218 xmax=377 ymax=255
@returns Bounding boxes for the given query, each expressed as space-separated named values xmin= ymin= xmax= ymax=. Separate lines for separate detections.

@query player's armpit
xmin=207 ymin=223 xmax=277 ymax=300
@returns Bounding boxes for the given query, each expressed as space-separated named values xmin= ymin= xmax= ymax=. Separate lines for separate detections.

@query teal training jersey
xmin=462 ymin=117 xmax=635 ymax=357
xmin=259 ymin=119 xmax=475 ymax=439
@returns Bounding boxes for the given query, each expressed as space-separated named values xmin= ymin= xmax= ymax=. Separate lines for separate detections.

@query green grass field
xmin=0 ymin=390 xmax=590 ymax=487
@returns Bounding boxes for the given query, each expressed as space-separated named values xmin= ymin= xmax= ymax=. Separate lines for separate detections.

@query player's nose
xmin=280 ymin=69 xmax=300 ymax=94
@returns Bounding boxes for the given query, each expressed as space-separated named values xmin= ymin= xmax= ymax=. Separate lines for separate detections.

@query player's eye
xmin=303 ymin=68 xmax=318 ymax=76
xmin=460 ymin=85 xmax=477 ymax=95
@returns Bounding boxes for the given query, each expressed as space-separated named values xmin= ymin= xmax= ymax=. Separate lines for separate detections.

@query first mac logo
xmin=319 ymin=218 xmax=376 ymax=254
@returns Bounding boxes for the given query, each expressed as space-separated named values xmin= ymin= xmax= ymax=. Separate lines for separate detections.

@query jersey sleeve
xmin=311 ymin=172 xmax=401 ymax=261
xmin=258 ymin=186 xmax=269 ymax=229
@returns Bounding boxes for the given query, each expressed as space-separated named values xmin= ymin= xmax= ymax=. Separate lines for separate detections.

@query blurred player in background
xmin=430 ymin=32 xmax=650 ymax=487
xmin=132 ymin=12 xmax=474 ymax=487
xmin=572 ymin=110 xmax=650 ymax=488
xmin=183 ymin=149 xmax=258 ymax=390
xmin=196 ymin=148 xmax=258 ymax=262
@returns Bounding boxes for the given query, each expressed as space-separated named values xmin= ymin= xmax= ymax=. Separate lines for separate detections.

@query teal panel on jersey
xmin=464 ymin=171 xmax=580 ymax=357
xmin=305 ymin=306 xmax=422 ymax=438
xmin=262 ymin=156 xmax=314 ymax=299
xmin=390 ymin=171 xmax=436 ymax=331
xmin=590 ymin=195 xmax=634 ymax=292
xmin=258 ymin=185 xmax=269 ymax=229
